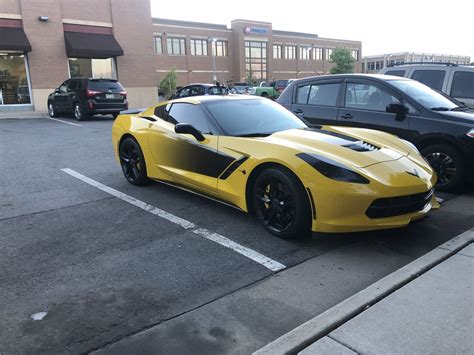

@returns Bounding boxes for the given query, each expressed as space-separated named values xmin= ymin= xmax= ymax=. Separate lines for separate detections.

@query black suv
xmin=277 ymin=74 xmax=474 ymax=191
xmin=48 ymin=78 xmax=128 ymax=120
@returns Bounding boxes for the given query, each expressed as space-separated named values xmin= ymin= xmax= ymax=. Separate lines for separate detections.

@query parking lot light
xmin=208 ymin=37 xmax=218 ymax=83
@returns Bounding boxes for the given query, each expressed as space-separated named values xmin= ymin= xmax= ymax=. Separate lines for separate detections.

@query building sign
xmin=244 ymin=26 xmax=269 ymax=35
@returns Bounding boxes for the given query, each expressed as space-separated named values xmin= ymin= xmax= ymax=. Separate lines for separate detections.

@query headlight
xmin=297 ymin=153 xmax=369 ymax=184
xmin=467 ymin=128 xmax=474 ymax=138
xmin=401 ymin=139 xmax=419 ymax=153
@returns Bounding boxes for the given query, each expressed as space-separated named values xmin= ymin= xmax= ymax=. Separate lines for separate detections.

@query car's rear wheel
xmin=261 ymin=92 xmax=269 ymax=98
xmin=119 ymin=137 xmax=149 ymax=186
xmin=74 ymin=103 xmax=88 ymax=121
xmin=253 ymin=167 xmax=311 ymax=239
xmin=422 ymin=144 xmax=465 ymax=192
xmin=48 ymin=102 xmax=57 ymax=118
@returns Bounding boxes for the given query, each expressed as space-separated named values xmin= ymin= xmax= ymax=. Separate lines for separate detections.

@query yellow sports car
xmin=112 ymin=95 xmax=439 ymax=239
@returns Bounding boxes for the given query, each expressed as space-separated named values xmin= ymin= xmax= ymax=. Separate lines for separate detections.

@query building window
xmin=167 ymin=37 xmax=186 ymax=55
xmin=368 ymin=62 xmax=375 ymax=71
xmin=68 ymin=58 xmax=115 ymax=79
xmin=212 ymin=40 xmax=228 ymax=56
xmin=245 ymin=41 xmax=267 ymax=82
xmin=313 ymin=48 xmax=323 ymax=60
xmin=273 ymin=45 xmax=282 ymax=59
xmin=326 ymin=48 xmax=334 ymax=60
xmin=375 ymin=61 xmax=383 ymax=70
xmin=190 ymin=39 xmax=208 ymax=56
xmin=299 ymin=47 xmax=311 ymax=60
xmin=351 ymin=50 xmax=359 ymax=60
xmin=0 ymin=53 xmax=31 ymax=105
xmin=285 ymin=45 xmax=296 ymax=59
xmin=154 ymin=36 xmax=163 ymax=54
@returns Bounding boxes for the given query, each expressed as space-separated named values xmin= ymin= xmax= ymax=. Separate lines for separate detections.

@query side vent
xmin=343 ymin=141 xmax=380 ymax=152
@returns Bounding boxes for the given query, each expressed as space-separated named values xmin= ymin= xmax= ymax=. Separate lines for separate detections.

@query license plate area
xmin=106 ymin=93 xmax=115 ymax=99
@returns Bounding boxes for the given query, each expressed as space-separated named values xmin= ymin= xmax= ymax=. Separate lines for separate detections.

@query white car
xmin=380 ymin=63 xmax=474 ymax=108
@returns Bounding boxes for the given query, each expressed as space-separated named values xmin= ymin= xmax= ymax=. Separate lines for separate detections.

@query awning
xmin=0 ymin=27 xmax=31 ymax=52
xmin=64 ymin=31 xmax=123 ymax=58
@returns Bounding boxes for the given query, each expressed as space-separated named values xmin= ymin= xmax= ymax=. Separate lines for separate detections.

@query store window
xmin=299 ymin=47 xmax=311 ymax=60
xmin=68 ymin=58 xmax=115 ymax=79
xmin=273 ymin=45 xmax=282 ymax=59
xmin=0 ymin=53 xmax=31 ymax=105
xmin=245 ymin=41 xmax=267 ymax=81
xmin=285 ymin=45 xmax=296 ymax=59
xmin=313 ymin=48 xmax=323 ymax=60
xmin=212 ymin=40 xmax=228 ymax=57
xmin=154 ymin=36 xmax=163 ymax=54
xmin=190 ymin=39 xmax=208 ymax=56
xmin=167 ymin=37 xmax=186 ymax=55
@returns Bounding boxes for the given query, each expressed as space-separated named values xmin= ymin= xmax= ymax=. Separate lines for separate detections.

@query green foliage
xmin=246 ymin=68 xmax=254 ymax=86
xmin=329 ymin=47 xmax=356 ymax=74
xmin=159 ymin=70 xmax=177 ymax=99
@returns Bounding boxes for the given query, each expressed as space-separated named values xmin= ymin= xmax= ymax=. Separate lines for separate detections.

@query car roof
xmin=167 ymin=94 xmax=263 ymax=105
xmin=181 ymin=83 xmax=218 ymax=88
xmin=294 ymin=73 xmax=411 ymax=82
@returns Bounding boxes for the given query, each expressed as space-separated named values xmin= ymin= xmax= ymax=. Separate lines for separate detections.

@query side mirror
xmin=386 ymin=103 xmax=408 ymax=121
xmin=175 ymin=123 xmax=205 ymax=142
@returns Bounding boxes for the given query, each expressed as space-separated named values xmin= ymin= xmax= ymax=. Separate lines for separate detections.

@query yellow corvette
xmin=112 ymin=95 xmax=439 ymax=239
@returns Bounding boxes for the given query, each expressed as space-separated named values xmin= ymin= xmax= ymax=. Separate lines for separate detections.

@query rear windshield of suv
xmin=87 ymin=79 xmax=123 ymax=91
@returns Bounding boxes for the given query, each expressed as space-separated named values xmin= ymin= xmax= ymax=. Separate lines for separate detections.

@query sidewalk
xmin=0 ymin=111 xmax=47 ymax=119
xmin=256 ymin=228 xmax=474 ymax=355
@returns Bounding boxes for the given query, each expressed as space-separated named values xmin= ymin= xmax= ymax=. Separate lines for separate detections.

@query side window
xmin=178 ymin=87 xmax=190 ymax=97
xmin=59 ymin=82 xmax=68 ymax=93
xmin=384 ymin=70 xmax=406 ymax=77
xmin=68 ymin=80 xmax=77 ymax=91
xmin=188 ymin=86 xmax=202 ymax=96
xmin=296 ymin=84 xmax=310 ymax=104
xmin=307 ymin=83 xmax=340 ymax=106
xmin=450 ymin=71 xmax=474 ymax=99
xmin=345 ymin=83 xmax=400 ymax=112
xmin=411 ymin=70 xmax=446 ymax=91
xmin=167 ymin=103 xmax=211 ymax=133
xmin=154 ymin=104 xmax=169 ymax=120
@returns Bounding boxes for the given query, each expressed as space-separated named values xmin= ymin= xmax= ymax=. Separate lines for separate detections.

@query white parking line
xmin=48 ymin=118 xmax=82 ymax=126
xmin=61 ymin=168 xmax=286 ymax=272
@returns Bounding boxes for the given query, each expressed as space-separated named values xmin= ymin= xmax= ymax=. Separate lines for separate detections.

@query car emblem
xmin=406 ymin=169 xmax=420 ymax=178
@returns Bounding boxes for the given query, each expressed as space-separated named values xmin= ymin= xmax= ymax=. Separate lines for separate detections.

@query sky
xmin=150 ymin=0 xmax=473 ymax=61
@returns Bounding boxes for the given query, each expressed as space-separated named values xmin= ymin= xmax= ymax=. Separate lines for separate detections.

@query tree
xmin=329 ymin=47 xmax=356 ymax=74
xmin=246 ymin=68 xmax=254 ymax=86
xmin=159 ymin=70 xmax=177 ymax=99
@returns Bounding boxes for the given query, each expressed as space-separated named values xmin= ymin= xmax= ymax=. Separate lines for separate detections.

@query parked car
xmin=113 ymin=95 xmax=438 ymax=239
xmin=277 ymin=74 xmax=474 ymax=191
xmin=47 ymin=78 xmax=128 ymax=120
xmin=230 ymin=82 xmax=277 ymax=98
xmin=170 ymin=83 xmax=227 ymax=99
xmin=379 ymin=63 xmax=474 ymax=108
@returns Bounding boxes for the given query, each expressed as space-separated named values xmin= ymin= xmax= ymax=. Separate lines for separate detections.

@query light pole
xmin=208 ymin=37 xmax=217 ymax=83
xmin=304 ymin=45 xmax=315 ymax=78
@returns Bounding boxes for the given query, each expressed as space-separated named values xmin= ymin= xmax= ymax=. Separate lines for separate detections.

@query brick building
xmin=0 ymin=0 xmax=361 ymax=112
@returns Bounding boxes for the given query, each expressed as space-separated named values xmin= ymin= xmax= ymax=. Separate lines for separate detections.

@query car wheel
xmin=113 ymin=113 xmax=119 ymax=119
xmin=119 ymin=137 xmax=149 ymax=186
xmin=422 ymin=144 xmax=465 ymax=192
xmin=48 ymin=102 xmax=57 ymax=118
xmin=74 ymin=103 xmax=88 ymax=121
xmin=253 ymin=166 xmax=311 ymax=239
xmin=261 ymin=92 xmax=269 ymax=98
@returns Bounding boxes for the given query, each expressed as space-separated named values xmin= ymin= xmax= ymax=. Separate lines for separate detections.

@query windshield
xmin=390 ymin=80 xmax=458 ymax=110
xmin=204 ymin=99 xmax=307 ymax=136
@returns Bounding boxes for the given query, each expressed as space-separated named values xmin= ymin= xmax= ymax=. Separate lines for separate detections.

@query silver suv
xmin=380 ymin=63 xmax=474 ymax=108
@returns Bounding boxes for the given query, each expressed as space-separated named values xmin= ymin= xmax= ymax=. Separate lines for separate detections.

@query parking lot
xmin=1 ymin=115 xmax=473 ymax=354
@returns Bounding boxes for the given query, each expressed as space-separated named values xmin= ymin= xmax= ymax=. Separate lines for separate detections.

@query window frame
xmin=294 ymin=80 xmax=343 ymax=107
xmin=167 ymin=102 xmax=215 ymax=134
xmin=154 ymin=36 xmax=163 ymax=55
xmin=450 ymin=70 xmax=474 ymax=99
xmin=343 ymin=80 xmax=405 ymax=113
xmin=284 ymin=45 xmax=297 ymax=60
xmin=190 ymin=38 xmax=208 ymax=56
xmin=167 ymin=37 xmax=186 ymax=56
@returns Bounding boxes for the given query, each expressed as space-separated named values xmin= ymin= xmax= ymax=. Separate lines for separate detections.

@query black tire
xmin=112 ymin=113 xmax=119 ymax=119
xmin=48 ymin=101 xmax=58 ymax=118
xmin=421 ymin=144 xmax=465 ymax=192
xmin=261 ymin=92 xmax=269 ymax=98
xmin=119 ymin=137 xmax=149 ymax=186
xmin=73 ymin=102 xmax=88 ymax=121
xmin=252 ymin=166 xmax=311 ymax=239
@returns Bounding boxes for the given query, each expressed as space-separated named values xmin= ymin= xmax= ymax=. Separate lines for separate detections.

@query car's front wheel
xmin=48 ymin=102 xmax=57 ymax=118
xmin=119 ymin=137 xmax=149 ymax=186
xmin=252 ymin=166 xmax=311 ymax=239
xmin=422 ymin=144 xmax=465 ymax=192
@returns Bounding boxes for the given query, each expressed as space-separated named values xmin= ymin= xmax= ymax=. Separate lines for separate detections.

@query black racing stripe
xmin=305 ymin=127 xmax=359 ymax=142
xmin=172 ymin=138 xmax=235 ymax=178
xmin=219 ymin=156 xmax=249 ymax=180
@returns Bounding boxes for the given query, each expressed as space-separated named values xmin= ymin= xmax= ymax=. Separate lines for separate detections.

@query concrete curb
xmin=0 ymin=112 xmax=48 ymax=119
xmin=254 ymin=228 xmax=474 ymax=355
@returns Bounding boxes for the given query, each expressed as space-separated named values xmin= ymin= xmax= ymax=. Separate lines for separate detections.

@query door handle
xmin=340 ymin=113 xmax=353 ymax=119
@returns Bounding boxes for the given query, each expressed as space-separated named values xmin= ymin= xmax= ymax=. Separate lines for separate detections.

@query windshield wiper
xmin=450 ymin=106 xmax=469 ymax=111
xmin=430 ymin=107 xmax=450 ymax=111
xmin=237 ymin=132 xmax=272 ymax=137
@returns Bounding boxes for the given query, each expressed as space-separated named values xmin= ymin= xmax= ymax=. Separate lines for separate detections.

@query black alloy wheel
xmin=119 ymin=137 xmax=149 ymax=186
xmin=253 ymin=167 xmax=311 ymax=239
xmin=422 ymin=144 xmax=464 ymax=192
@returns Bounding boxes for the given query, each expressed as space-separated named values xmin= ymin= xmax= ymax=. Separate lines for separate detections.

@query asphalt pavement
xmin=0 ymin=115 xmax=473 ymax=354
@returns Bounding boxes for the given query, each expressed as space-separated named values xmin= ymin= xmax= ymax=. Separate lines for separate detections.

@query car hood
xmin=438 ymin=110 xmax=474 ymax=125
xmin=265 ymin=127 xmax=410 ymax=168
